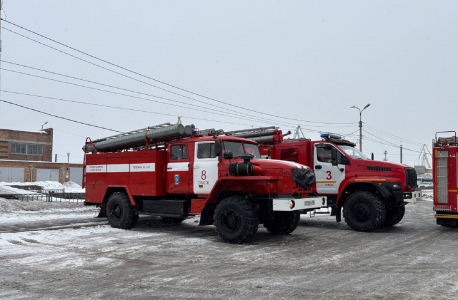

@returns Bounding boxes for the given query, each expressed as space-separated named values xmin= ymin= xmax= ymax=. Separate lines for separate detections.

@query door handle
xmin=339 ymin=168 xmax=344 ymax=172
xmin=315 ymin=165 xmax=322 ymax=169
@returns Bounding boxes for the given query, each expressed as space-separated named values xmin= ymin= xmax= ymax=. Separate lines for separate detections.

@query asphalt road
xmin=1 ymin=200 xmax=457 ymax=300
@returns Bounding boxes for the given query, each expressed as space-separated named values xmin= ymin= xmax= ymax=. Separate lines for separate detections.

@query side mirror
xmin=338 ymin=154 xmax=351 ymax=165
xmin=371 ymin=153 xmax=374 ymax=160
xmin=223 ymin=152 xmax=233 ymax=159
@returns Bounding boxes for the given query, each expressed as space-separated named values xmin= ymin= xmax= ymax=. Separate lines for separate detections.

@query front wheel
xmin=384 ymin=204 xmax=405 ymax=227
xmin=343 ymin=191 xmax=385 ymax=232
xmin=106 ymin=192 xmax=137 ymax=229
xmin=264 ymin=211 xmax=300 ymax=235
xmin=214 ymin=196 xmax=259 ymax=244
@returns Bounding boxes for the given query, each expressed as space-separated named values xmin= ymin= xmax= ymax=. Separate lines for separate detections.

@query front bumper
xmin=393 ymin=190 xmax=422 ymax=203
xmin=273 ymin=196 xmax=327 ymax=211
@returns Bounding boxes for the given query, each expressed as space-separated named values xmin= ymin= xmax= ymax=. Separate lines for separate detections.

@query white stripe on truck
xmin=86 ymin=163 xmax=155 ymax=173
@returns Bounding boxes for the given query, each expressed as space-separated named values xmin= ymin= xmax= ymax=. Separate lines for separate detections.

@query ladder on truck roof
xmin=84 ymin=122 xmax=195 ymax=153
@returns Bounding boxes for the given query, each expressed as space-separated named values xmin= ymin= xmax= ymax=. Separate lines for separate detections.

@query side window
xmin=171 ymin=145 xmax=188 ymax=160
xmin=316 ymin=145 xmax=332 ymax=163
xmin=281 ymin=148 xmax=298 ymax=162
xmin=197 ymin=143 xmax=215 ymax=159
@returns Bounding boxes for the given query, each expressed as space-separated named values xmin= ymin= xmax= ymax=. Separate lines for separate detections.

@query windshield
xmin=223 ymin=141 xmax=261 ymax=158
xmin=339 ymin=145 xmax=369 ymax=160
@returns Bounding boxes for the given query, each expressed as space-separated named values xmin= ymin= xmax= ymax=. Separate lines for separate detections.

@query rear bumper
xmin=273 ymin=196 xmax=327 ymax=211
xmin=393 ymin=190 xmax=422 ymax=203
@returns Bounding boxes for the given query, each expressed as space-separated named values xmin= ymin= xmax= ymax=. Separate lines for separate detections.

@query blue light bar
xmin=321 ymin=133 xmax=342 ymax=140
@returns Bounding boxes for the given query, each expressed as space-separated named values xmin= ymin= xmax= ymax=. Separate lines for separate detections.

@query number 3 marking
xmin=326 ymin=171 xmax=332 ymax=180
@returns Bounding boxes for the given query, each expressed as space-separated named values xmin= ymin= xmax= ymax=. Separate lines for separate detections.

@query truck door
xmin=167 ymin=144 xmax=191 ymax=194
xmin=314 ymin=143 xmax=346 ymax=194
xmin=193 ymin=141 xmax=218 ymax=194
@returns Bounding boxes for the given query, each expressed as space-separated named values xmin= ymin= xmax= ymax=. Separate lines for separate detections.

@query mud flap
xmin=97 ymin=204 xmax=107 ymax=218
xmin=331 ymin=206 xmax=342 ymax=223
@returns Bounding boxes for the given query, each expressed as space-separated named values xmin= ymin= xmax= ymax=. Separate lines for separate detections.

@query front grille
xmin=405 ymin=168 xmax=418 ymax=189
xmin=367 ymin=166 xmax=392 ymax=172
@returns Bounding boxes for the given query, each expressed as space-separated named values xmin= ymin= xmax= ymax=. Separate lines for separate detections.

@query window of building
xmin=10 ymin=143 xmax=43 ymax=155
xmin=27 ymin=144 xmax=43 ymax=155
xmin=170 ymin=144 xmax=187 ymax=160
xmin=11 ymin=143 xmax=26 ymax=154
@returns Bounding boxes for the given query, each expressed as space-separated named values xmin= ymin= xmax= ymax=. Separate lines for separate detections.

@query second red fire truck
xmin=227 ymin=127 xmax=421 ymax=232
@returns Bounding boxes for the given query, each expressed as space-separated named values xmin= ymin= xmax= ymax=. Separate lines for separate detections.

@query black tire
xmin=106 ymin=192 xmax=137 ymax=229
xmin=214 ymin=196 xmax=259 ymax=244
xmin=384 ymin=204 xmax=405 ymax=227
xmin=162 ymin=217 xmax=185 ymax=224
xmin=264 ymin=211 xmax=300 ymax=235
xmin=343 ymin=191 xmax=386 ymax=232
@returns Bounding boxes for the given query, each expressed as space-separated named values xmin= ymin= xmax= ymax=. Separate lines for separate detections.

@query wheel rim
xmin=111 ymin=204 xmax=122 ymax=220
xmin=352 ymin=203 xmax=370 ymax=222
xmin=222 ymin=210 xmax=241 ymax=232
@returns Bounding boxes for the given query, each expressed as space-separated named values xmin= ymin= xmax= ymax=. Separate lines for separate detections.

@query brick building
xmin=0 ymin=128 xmax=83 ymax=185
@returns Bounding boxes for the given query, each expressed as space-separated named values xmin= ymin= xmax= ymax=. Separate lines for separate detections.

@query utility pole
xmin=400 ymin=144 xmax=403 ymax=164
xmin=351 ymin=104 xmax=370 ymax=152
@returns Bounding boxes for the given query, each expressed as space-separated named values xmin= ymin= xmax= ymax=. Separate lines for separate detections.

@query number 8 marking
xmin=201 ymin=170 xmax=207 ymax=180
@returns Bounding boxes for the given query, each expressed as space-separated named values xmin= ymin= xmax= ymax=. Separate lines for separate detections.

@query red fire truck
xmin=83 ymin=123 xmax=326 ymax=244
xmin=432 ymin=131 xmax=458 ymax=227
xmin=227 ymin=127 xmax=421 ymax=232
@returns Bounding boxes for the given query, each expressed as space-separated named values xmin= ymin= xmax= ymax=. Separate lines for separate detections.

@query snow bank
xmin=0 ymin=181 xmax=85 ymax=193
xmin=0 ymin=198 xmax=88 ymax=213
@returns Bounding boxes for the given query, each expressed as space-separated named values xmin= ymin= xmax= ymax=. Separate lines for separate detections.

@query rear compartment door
xmin=193 ymin=141 xmax=218 ymax=194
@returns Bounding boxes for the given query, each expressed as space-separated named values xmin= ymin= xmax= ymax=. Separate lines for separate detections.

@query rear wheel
xmin=106 ymin=192 xmax=136 ymax=229
xmin=384 ymin=204 xmax=405 ymax=227
xmin=264 ymin=211 xmax=300 ymax=235
xmin=343 ymin=191 xmax=385 ymax=232
xmin=214 ymin=196 xmax=259 ymax=244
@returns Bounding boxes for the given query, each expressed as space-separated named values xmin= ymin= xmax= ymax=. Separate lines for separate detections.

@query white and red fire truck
xmin=227 ymin=127 xmax=421 ymax=232
xmin=433 ymin=131 xmax=458 ymax=227
xmin=83 ymin=123 xmax=326 ymax=244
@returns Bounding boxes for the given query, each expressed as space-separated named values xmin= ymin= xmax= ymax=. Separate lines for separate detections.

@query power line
xmin=364 ymin=123 xmax=423 ymax=146
xmin=1 ymin=90 xmax=277 ymax=128
xmin=1 ymin=60 xmax=356 ymax=129
xmin=0 ymin=99 xmax=123 ymax=133
xmin=1 ymin=68 xmax=356 ymax=131
xmin=1 ymin=20 xmax=355 ymax=126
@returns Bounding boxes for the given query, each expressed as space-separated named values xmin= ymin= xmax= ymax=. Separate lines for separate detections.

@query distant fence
xmin=0 ymin=186 xmax=85 ymax=203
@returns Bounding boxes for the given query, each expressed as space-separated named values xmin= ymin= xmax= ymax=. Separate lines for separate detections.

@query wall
xmin=0 ymin=128 xmax=53 ymax=162
xmin=0 ymin=160 xmax=83 ymax=184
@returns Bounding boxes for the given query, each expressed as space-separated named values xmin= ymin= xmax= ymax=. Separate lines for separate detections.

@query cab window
xmin=197 ymin=143 xmax=216 ymax=159
xmin=171 ymin=145 xmax=187 ymax=160
xmin=316 ymin=145 xmax=332 ymax=163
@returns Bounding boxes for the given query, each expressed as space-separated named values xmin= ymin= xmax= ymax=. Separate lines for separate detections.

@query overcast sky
xmin=1 ymin=1 xmax=457 ymax=165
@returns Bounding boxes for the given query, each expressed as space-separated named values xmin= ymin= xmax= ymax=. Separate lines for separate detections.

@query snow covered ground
xmin=1 ymin=200 xmax=457 ymax=300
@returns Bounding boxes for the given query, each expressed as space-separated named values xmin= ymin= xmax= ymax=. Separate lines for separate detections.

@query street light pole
xmin=350 ymin=104 xmax=370 ymax=152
